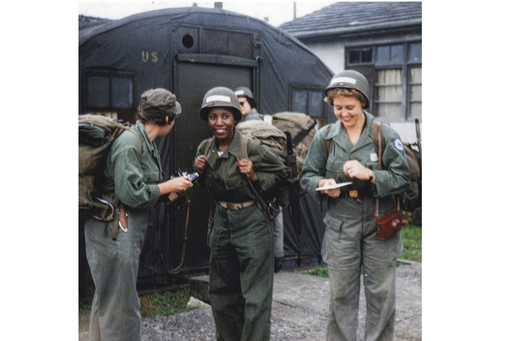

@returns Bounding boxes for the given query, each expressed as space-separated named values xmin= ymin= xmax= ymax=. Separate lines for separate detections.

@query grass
xmin=400 ymin=224 xmax=422 ymax=262
xmin=300 ymin=224 xmax=422 ymax=277
xmin=79 ymin=286 xmax=192 ymax=332
xmin=139 ymin=287 xmax=191 ymax=317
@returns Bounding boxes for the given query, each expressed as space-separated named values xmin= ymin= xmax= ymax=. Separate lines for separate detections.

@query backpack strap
xmin=292 ymin=118 xmax=317 ymax=146
xmin=325 ymin=124 xmax=334 ymax=156
xmin=241 ymin=135 xmax=249 ymax=160
xmin=370 ymin=120 xmax=379 ymax=154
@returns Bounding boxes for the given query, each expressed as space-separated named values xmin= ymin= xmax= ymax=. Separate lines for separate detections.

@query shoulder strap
xmin=374 ymin=122 xmax=400 ymax=221
xmin=370 ymin=120 xmax=380 ymax=154
xmin=325 ymin=125 xmax=334 ymax=156
xmin=204 ymin=137 xmax=213 ymax=155
xmin=241 ymin=135 xmax=249 ymax=160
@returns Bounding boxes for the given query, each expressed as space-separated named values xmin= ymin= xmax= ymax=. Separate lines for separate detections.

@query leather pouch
xmin=376 ymin=209 xmax=402 ymax=240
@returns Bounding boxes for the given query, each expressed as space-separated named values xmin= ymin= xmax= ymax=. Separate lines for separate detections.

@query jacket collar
xmin=327 ymin=111 xmax=375 ymax=153
xmin=206 ymin=129 xmax=244 ymax=164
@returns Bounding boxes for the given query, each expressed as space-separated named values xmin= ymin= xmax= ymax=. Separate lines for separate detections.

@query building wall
xmin=300 ymin=31 xmax=422 ymax=143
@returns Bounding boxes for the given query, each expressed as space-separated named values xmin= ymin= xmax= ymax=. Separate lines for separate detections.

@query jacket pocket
xmin=325 ymin=158 xmax=345 ymax=180
xmin=223 ymin=176 xmax=248 ymax=191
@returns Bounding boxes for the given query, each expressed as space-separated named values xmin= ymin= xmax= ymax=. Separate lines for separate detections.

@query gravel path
xmin=133 ymin=261 xmax=422 ymax=341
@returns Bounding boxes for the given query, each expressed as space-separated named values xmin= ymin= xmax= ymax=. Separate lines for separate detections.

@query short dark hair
xmin=137 ymin=110 xmax=176 ymax=126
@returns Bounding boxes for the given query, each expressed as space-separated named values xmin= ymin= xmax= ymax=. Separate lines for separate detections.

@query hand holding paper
xmin=315 ymin=182 xmax=352 ymax=191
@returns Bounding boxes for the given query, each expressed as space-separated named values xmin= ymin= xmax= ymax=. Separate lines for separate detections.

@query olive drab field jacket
xmin=300 ymin=112 xmax=410 ymax=203
xmin=195 ymin=129 xmax=290 ymax=203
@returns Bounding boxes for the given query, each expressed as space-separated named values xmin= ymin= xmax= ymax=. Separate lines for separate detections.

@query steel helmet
xmin=234 ymin=86 xmax=254 ymax=100
xmin=324 ymin=70 xmax=370 ymax=108
xmin=200 ymin=87 xmax=242 ymax=121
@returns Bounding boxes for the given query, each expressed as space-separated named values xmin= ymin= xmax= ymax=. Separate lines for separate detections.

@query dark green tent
xmin=79 ymin=6 xmax=333 ymax=297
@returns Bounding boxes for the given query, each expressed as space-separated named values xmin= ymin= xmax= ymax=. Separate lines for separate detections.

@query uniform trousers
xmin=209 ymin=203 xmax=274 ymax=341
xmin=322 ymin=196 xmax=402 ymax=341
xmin=84 ymin=209 xmax=149 ymax=341
xmin=272 ymin=210 xmax=284 ymax=258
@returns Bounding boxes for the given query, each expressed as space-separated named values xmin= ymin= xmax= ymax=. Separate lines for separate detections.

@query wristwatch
xmin=368 ymin=169 xmax=375 ymax=181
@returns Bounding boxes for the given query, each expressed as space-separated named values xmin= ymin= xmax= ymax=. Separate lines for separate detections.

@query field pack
xmin=79 ymin=114 xmax=140 ymax=220
xmin=237 ymin=112 xmax=318 ymax=221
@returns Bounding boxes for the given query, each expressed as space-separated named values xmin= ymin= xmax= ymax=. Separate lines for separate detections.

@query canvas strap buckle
xmin=349 ymin=190 xmax=358 ymax=198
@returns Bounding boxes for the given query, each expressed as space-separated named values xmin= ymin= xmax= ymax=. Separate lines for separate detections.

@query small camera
xmin=174 ymin=168 xmax=199 ymax=183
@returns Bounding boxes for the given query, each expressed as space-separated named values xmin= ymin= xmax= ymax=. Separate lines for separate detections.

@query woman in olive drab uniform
xmin=84 ymin=89 xmax=193 ymax=341
xmin=194 ymin=87 xmax=289 ymax=341
xmin=234 ymin=86 xmax=263 ymax=122
xmin=300 ymin=71 xmax=410 ymax=341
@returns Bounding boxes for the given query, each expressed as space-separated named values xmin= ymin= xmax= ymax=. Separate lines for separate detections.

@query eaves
xmin=289 ymin=19 xmax=422 ymax=42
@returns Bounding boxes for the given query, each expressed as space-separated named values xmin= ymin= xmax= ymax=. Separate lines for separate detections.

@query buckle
xmin=348 ymin=190 xmax=364 ymax=203
xmin=219 ymin=201 xmax=255 ymax=210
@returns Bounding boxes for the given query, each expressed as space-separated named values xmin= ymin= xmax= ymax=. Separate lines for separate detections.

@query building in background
xmin=280 ymin=2 xmax=422 ymax=142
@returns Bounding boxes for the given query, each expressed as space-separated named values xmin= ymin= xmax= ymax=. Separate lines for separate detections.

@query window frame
xmin=83 ymin=69 xmax=136 ymax=111
xmin=346 ymin=41 xmax=421 ymax=121
xmin=289 ymin=85 xmax=327 ymax=126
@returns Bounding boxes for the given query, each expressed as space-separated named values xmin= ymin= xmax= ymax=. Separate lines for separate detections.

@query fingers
xmin=236 ymin=158 xmax=253 ymax=174
xmin=194 ymin=155 xmax=207 ymax=173
xmin=343 ymin=160 xmax=365 ymax=179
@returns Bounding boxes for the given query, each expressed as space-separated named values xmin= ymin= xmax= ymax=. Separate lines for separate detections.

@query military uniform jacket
xmin=243 ymin=108 xmax=263 ymax=122
xmin=300 ymin=111 xmax=410 ymax=203
xmin=101 ymin=121 xmax=163 ymax=210
xmin=195 ymin=129 xmax=289 ymax=203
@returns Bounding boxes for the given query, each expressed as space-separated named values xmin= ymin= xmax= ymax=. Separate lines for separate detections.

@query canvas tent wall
xmin=79 ymin=6 xmax=333 ymax=297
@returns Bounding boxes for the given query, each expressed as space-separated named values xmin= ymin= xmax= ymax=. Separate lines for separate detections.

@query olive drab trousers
xmin=322 ymin=197 xmax=403 ymax=341
xmin=84 ymin=211 xmax=149 ymax=341
xmin=209 ymin=203 xmax=274 ymax=341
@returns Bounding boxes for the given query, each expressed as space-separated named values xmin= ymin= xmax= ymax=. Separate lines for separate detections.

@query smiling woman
xmin=193 ymin=86 xmax=290 ymax=341
xmin=208 ymin=108 xmax=236 ymax=150
xmin=300 ymin=70 xmax=411 ymax=341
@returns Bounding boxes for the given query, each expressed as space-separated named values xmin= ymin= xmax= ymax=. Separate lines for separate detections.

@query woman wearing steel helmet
xmin=193 ymin=86 xmax=289 ymax=341
xmin=300 ymin=70 xmax=410 ymax=341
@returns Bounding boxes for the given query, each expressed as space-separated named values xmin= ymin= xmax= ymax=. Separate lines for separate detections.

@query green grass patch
xmin=400 ymin=224 xmax=422 ymax=262
xmin=300 ymin=266 xmax=329 ymax=278
xmin=139 ymin=286 xmax=191 ymax=317
xmin=79 ymin=286 xmax=192 ymax=322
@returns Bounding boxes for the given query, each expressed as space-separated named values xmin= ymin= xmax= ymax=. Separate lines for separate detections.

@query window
xmin=85 ymin=72 xmax=134 ymax=110
xmin=291 ymin=88 xmax=325 ymax=119
xmin=375 ymin=69 xmax=402 ymax=120
xmin=348 ymin=47 xmax=372 ymax=64
xmin=346 ymin=42 xmax=421 ymax=121
xmin=202 ymin=29 xmax=254 ymax=59
xmin=408 ymin=67 xmax=422 ymax=119
xmin=376 ymin=44 xmax=404 ymax=64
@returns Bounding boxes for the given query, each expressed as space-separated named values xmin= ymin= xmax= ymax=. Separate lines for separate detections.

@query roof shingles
xmin=279 ymin=2 xmax=422 ymax=38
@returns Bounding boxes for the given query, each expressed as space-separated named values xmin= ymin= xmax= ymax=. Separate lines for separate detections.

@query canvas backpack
xmin=236 ymin=120 xmax=292 ymax=209
xmin=260 ymin=112 xmax=317 ymax=174
xmin=79 ymin=114 xmax=141 ymax=220
xmin=325 ymin=119 xmax=422 ymax=212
